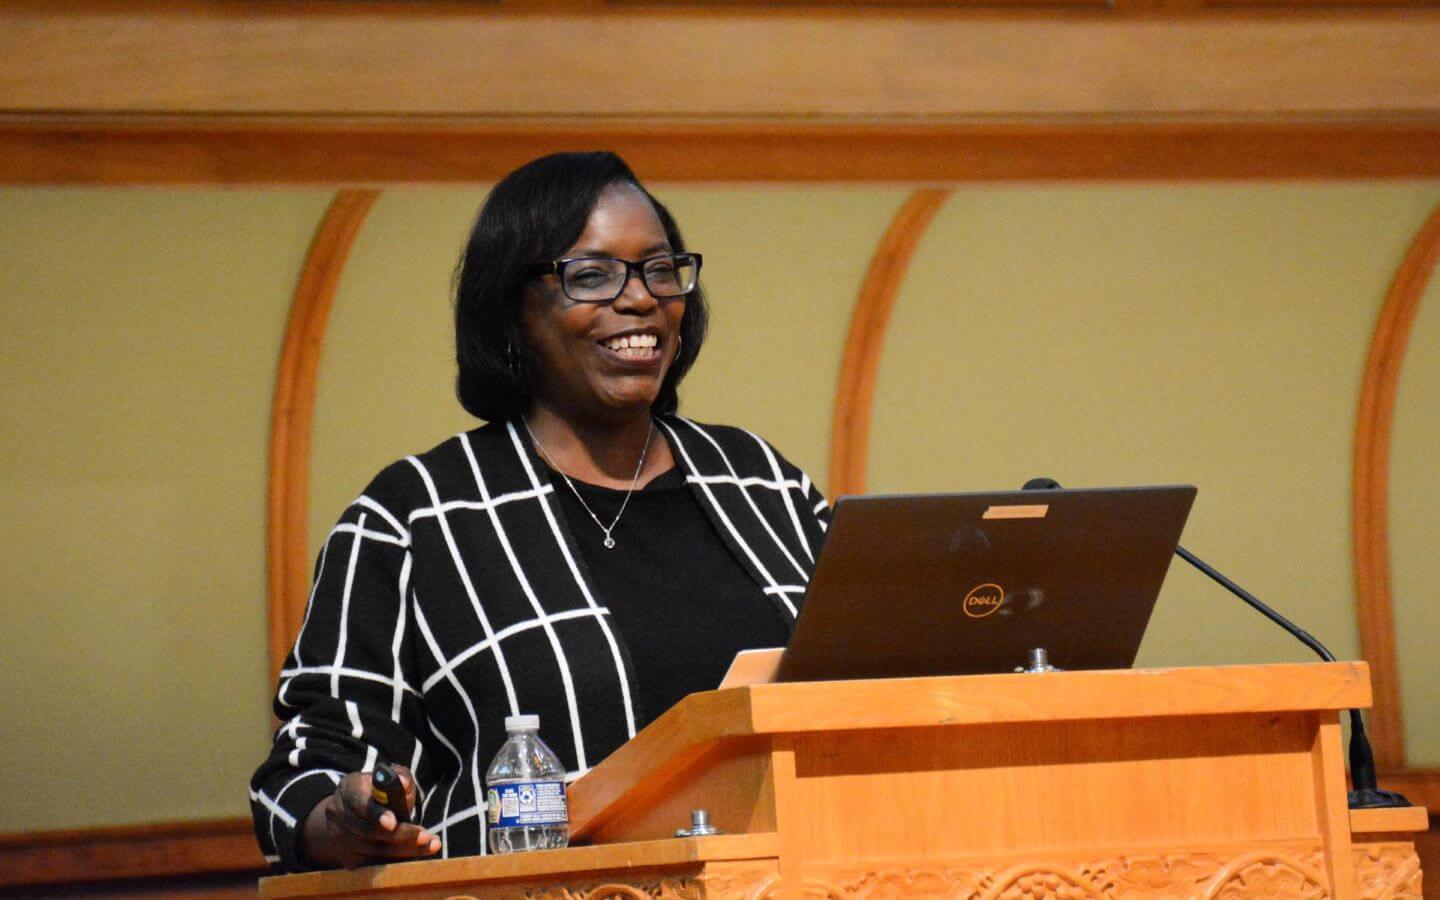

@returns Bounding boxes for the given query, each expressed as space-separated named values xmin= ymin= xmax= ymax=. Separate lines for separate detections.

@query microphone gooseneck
xmin=1021 ymin=476 xmax=1413 ymax=810
xmin=1172 ymin=545 xmax=1334 ymax=662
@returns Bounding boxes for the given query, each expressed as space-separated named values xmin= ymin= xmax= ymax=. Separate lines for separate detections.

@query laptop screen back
xmin=775 ymin=485 xmax=1196 ymax=683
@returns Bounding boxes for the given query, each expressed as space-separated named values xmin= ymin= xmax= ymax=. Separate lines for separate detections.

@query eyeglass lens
xmin=562 ymin=255 xmax=697 ymax=302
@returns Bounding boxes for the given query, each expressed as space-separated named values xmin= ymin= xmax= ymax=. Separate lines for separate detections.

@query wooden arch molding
xmin=1352 ymin=199 xmax=1440 ymax=770
xmin=829 ymin=189 xmax=952 ymax=496
xmin=267 ymin=189 xmax=382 ymax=681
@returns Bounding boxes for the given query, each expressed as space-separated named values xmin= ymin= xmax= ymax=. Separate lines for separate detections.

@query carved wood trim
xmin=803 ymin=843 xmax=1335 ymax=898
xmin=828 ymin=189 xmax=951 ymax=496
xmin=0 ymin=818 xmax=264 ymax=888
xmin=1351 ymin=840 xmax=1425 ymax=900
xmin=267 ymin=189 xmax=382 ymax=681
xmin=1352 ymin=200 xmax=1440 ymax=770
xmin=5 ymin=118 xmax=1440 ymax=185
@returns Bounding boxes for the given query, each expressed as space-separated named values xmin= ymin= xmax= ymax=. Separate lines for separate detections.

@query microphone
xmin=1021 ymin=476 xmax=1412 ymax=810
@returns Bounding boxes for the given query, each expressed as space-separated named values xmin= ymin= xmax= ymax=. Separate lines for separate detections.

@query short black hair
xmin=454 ymin=151 xmax=708 ymax=422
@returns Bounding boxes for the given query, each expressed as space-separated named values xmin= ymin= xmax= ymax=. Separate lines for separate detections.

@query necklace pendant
xmin=522 ymin=416 xmax=652 ymax=556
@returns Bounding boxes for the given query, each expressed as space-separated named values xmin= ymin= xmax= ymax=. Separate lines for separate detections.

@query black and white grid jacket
xmin=249 ymin=415 xmax=830 ymax=871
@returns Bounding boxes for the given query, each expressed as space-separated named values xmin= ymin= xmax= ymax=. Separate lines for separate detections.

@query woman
xmin=250 ymin=152 xmax=830 ymax=871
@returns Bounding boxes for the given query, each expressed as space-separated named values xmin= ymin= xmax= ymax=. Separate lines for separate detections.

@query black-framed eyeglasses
xmin=526 ymin=253 xmax=702 ymax=304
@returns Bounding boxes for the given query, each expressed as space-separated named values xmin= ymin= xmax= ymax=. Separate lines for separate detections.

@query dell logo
xmin=962 ymin=583 xmax=1005 ymax=618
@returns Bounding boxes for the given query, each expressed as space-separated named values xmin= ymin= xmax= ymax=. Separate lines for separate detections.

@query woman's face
xmin=519 ymin=184 xmax=687 ymax=425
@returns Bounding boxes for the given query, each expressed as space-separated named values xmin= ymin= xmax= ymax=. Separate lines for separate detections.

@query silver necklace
xmin=524 ymin=418 xmax=655 ymax=550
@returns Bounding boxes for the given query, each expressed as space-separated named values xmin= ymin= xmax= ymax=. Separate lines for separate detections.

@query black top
xmin=551 ymin=464 xmax=792 ymax=729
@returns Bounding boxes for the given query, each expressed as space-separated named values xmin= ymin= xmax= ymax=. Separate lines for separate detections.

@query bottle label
xmin=485 ymin=780 xmax=568 ymax=828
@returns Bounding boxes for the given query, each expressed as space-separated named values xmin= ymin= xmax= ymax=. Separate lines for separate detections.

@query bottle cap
xmin=504 ymin=714 xmax=540 ymax=732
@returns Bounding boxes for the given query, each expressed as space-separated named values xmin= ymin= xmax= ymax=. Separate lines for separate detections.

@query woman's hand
xmin=298 ymin=766 xmax=441 ymax=870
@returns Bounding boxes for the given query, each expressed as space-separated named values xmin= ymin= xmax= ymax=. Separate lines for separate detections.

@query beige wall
xmin=307 ymin=191 xmax=480 ymax=553
xmin=2 ymin=182 xmax=1437 ymax=833
xmin=0 ymin=189 xmax=333 ymax=830
xmin=1393 ymin=243 xmax=1440 ymax=767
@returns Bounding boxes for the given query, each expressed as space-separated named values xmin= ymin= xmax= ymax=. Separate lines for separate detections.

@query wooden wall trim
xmin=829 ymin=190 xmax=951 ymax=496
xmin=4 ymin=118 xmax=1440 ymax=184
xmin=5 ymin=6 xmax=1440 ymax=118
xmin=1378 ymin=770 xmax=1440 ymax=814
xmin=0 ymin=818 xmax=264 ymax=888
xmin=267 ymin=189 xmax=381 ymax=681
xmin=1352 ymin=200 xmax=1440 ymax=770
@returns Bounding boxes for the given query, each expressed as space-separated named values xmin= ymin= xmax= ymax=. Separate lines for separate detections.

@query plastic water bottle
xmin=484 ymin=714 xmax=569 ymax=853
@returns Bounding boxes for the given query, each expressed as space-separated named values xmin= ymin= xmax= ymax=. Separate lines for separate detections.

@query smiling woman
xmin=248 ymin=152 xmax=831 ymax=873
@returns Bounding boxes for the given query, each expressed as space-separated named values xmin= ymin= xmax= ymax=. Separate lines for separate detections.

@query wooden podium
xmin=260 ymin=663 xmax=1426 ymax=898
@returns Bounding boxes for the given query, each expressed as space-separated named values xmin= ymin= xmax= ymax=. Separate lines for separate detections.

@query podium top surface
xmin=259 ymin=833 xmax=777 ymax=898
xmin=569 ymin=662 xmax=1369 ymax=835
xmin=735 ymin=661 xmax=1367 ymax=731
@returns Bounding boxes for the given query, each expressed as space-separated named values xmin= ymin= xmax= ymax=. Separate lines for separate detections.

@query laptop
xmin=769 ymin=484 xmax=1197 ymax=683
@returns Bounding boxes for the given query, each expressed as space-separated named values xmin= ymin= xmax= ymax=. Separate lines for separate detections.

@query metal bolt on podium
xmin=675 ymin=809 xmax=722 ymax=837
xmin=1016 ymin=647 xmax=1063 ymax=674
